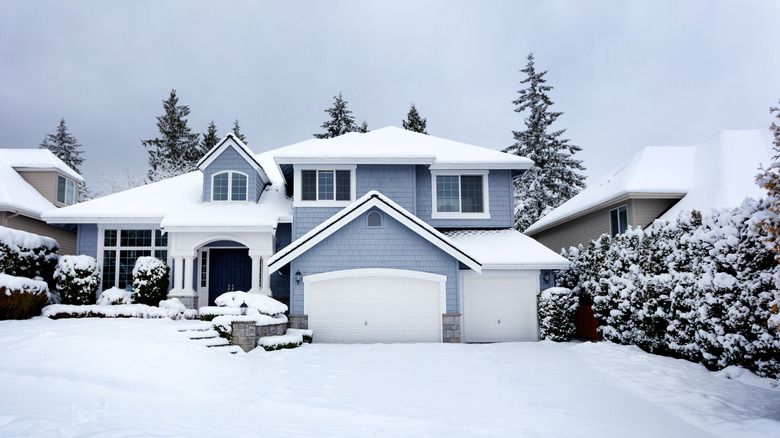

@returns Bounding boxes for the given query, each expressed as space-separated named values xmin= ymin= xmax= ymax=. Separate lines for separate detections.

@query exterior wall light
xmin=542 ymin=272 xmax=550 ymax=283
xmin=240 ymin=301 xmax=248 ymax=316
xmin=295 ymin=271 xmax=303 ymax=284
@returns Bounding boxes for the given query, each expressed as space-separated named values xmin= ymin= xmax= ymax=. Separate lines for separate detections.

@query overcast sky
xmin=2 ymin=1 xmax=779 ymax=194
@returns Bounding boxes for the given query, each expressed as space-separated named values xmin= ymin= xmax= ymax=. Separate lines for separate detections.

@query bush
xmin=54 ymin=255 xmax=100 ymax=305
xmin=132 ymin=257 xmax=169 ymax=306
xmin=96 ymin=287 xmax=133 ymax=305
xmin=0 ymin=225 xmax=59 ymax=288
xmin=0 ymin=273 xmax=48 ymax=319
xmin=538 ymin=287 xmax=579 ymax=341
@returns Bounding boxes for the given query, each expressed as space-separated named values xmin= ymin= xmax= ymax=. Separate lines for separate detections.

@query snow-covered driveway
xmin=0 ymin=318 xmax=777 ymax=437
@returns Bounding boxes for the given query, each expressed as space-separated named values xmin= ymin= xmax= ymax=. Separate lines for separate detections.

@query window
xmin=211 ymin=171 xmax=248 ymax=202
xmin=367 ymin=211 xmax=382 ymax=227
xmin=56 ymin=175 xmax=76 ymax=205
xmin=431 ymin=171 xmax=489 ymax=218
xmin=297 ymin=168 xmax=354 ymax=204
xmin=101 ymin=228 xmax=168 ymax=290
xmin=610 ymin=205 xmax=628 ymax=237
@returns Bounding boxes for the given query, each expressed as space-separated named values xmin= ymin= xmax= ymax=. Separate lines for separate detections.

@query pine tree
xmin=142 ymin=90 xmax=201 ymax=182
xmin=504 ymin=53 xmax=587 ymax=231
xmin=201 ymin=121 xmax=219 ymax=154
xmin=232 ymin=119 xmax=247 ymax=144
xmin=314 ymin=93 xmax=367 ymax=139
xmin=402 ymin=103 xmax=428 ymax=134
xmin=40 ymin=118 xmax=90 ymax=201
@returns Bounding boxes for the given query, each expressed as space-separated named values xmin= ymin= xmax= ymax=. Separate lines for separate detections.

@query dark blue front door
xmin=208 ymin=248 xmax=252 ymax=305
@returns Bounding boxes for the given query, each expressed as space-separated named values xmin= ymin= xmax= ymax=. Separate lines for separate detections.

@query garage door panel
xmin=463 ymin=275 xmax=538 ymax=343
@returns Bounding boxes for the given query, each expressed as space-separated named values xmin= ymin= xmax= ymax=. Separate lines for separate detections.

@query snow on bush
xmin=54 ymin=255 xmax=100 ymax=305
xmin=42 ymin=302 xmax=197 ymax=320
xmin=96 ymin=287 xmax=133 ymax=305
xmin=214 ymin=291 xmax=288 ymax=316
xmin=538 ymin=287 xmax=578 ymax=341
xmin=0 ymin=272 xmax=48 ymax=319
xmin=132 ymin=257 xmax=169 ymax=306
xmin=0 ymin=225 xmax=59 ymax=287
xmin=567 ymin=198 xmax=780 ymax=378
xmin=258 ymin=331 xmax=304 ymax=351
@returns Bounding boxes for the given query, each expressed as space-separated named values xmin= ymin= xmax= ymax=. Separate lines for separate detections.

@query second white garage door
xmin=462 ymin=273 xmax=539 ymax=342
xmin=304 ymin=269 xmax=445 ymax=343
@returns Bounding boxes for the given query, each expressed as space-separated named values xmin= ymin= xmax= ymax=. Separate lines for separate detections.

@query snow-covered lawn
xmin=0 ymin=318 xmax=777 ymax=437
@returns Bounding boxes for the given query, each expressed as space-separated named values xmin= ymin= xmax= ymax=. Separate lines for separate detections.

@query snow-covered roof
xmin=42 ymin=150 xmax=293 ymax=227
xmin=197 ymin=133 xmax=269 ymax=184
xmin=0 ymin=148 xmax=84 ymax=182
xmin=0 ymin=150 xmax=60 ymax=219
xmin=273 ymin=126 xmax=533 ymax=170
xmin=443 ymin=229 xmax=570 ymax=269
xmin=524 ymin=129 xmax=774 ymax=235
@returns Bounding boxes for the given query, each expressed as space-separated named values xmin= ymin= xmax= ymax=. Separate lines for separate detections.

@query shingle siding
xmin=289 ymin=208 xmax=461 ymax=315
xmin=201 ymin=146 xmax=263 ymax=203
xmin=356 ymin=165 xmax=416 ymax=213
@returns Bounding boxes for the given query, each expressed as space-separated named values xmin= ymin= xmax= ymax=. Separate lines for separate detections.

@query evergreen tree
xmin=201 ymin=121 xmax=219 ymax=154
xmin=141 ymin=90 xmax=201 ymax=182
xmin=504 ymin=53 xmax=587 ymax=231
xmin=232 ymin=119 xmax=247 ymax=144
xmin=313 ymin=93 xmax=367 ymax=138
xmin=402 ymin=103 xmax=428 ymax=134
xmin=39 ymin=118 xmax=89 ymax=200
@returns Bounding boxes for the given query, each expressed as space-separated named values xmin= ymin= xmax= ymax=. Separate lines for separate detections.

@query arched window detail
xmin=367 ymin=211 xmax=382 ymax=228
xmin=212 ymin=171 xmax=249 ymax=202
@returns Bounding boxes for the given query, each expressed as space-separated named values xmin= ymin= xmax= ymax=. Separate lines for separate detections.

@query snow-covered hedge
xmin=54 ymin=255 xmax=100 ymax=305
xmin=214 ymin=291 xmax=288 ymax=316
xmin=96 ymin=287 xmax=133 ymax=305
xmin=561 ymin=198 xmax=780 ymax=378
xmin=0 ymin=225 xmax=59 ymax=287
xmin=538 ymin=287 xmax=579 ymax=342
xmin=132 ymin=257 xmax=169 ymax=306
xmin=42 ymin=298 xmax=197 ymax=320
xmin=0 ymin=272 xmax=49 ymax=319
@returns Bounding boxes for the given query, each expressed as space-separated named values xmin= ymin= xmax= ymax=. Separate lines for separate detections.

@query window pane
xmin=336 ymin=170 xmax=351 ymax=201
xmin=213 ymin=173 xmax=229 ymax=201
xmin=618 ymin=206 xmax=628 ymax=234
xmin=155 ymin=229 xmax=167 ymax=247
xmin=231 ymin=173 xmax=247 ymax=201
xmin=200 ymin=252 xmax=208 ymax=287
xmin=66 ymin=179 xmax=75 ymax=205
xmin=610 ymin=208 xmax=619 ymax=237
xmin=57 ymin=176 xmax=66 ymax=203
xmin=436 ymin=176 xmax=460 ymax=212
xmin=154 ymin=250 xmax=167 ymax=261
xmin=301 ymin=170 xmax=317 ymax=201
xmin=120 ymin=229 xmax=152 ymax=247
xmin=318 ymin=170 xmax=334 ymax=200
xmin=104 ymin=229 xmax=117 ymax=247
xmin=118 ymin=249 xmax=151 ymax=290
xmin=102 ymin=250 xmax=116 ymax=290
xmin=460 ymin=176 xmax=483 ymax=213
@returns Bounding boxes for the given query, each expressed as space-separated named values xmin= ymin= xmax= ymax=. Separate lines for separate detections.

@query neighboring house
xmin=0 ymin=148 xmax=84 ymax=254
xmin=524 ymin=129 xmax=774 ymax=253
xmin=43 ymin=127 xmax=570 ymax=343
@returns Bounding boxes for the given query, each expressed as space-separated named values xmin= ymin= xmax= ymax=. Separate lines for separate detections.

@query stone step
xmin=192 ymin=336 xmax=230 ymax=347
xmin=181 ymin=329 xmax=220 ymax=340
xmin=175 ymin=321 xmax=213 ymax=332
xmin=209 ymin=344 xmax=244 ymax=354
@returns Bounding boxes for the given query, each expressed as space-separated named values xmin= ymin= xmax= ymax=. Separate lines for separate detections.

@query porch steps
xmin=175 ymin=321 xmax=241 ymax=354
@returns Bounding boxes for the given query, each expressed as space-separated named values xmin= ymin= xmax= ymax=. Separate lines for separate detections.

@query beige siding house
xmin=525 ymin=129 xmax=774 ymax=254
xmin=0 ymin=149 xmax=83 ymax=254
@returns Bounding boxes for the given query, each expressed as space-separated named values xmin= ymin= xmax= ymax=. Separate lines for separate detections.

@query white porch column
xmin=249 ymin=254 xmax=261 ymax=295
xmin=182 ymin=256 xmax=195 ymax=296
xmin=260 ymin=257 xmax=271 ymax=296
xmin=171 ymin=256 xmax=184 ymax=294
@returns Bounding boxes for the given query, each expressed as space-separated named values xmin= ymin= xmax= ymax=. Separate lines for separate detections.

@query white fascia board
xmin=42 ymin=215 xmax=163 ymax=225
xmin=161 ymin=225 xmax=275 ymax=233
xmin=429 ymin=162 xmax=532 ymax=171
xmin=0 ymin=205 xmax=43 ymax=221
xmin=481 ymin=262 xmax=572 ymax=270
xmin=274 ymin=157 xmax=435 ymax=166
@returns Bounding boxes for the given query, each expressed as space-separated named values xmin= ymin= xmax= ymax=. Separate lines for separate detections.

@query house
xmin=524 ymin=129 xmax=775 ymax=253
xmin=0 ymin=148 xmax=84 ymax=254
xmin=43 ymin=127 xmax=570 ymax=343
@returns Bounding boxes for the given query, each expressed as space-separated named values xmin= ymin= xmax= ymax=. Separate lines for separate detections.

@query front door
xmin=208 ymin=248 xmax=252 ymax=305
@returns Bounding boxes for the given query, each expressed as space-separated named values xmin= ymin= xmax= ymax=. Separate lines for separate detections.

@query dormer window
xmin=212 ymin=171 xmax=248 ymax=202
xmin=294 ymin=166 xmax=356 ymax=206
xmin=57 ymin=175 xmax=76 ymax=205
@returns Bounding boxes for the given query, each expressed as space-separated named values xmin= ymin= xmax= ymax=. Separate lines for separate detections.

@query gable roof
xmin=272 ymin=126 xmax=533 ymax=170
xmin=197 ymin=133 xmax=269 ymax=184
xmin=524 ymin=129 xmax=774 ymax=235
xmin=267 ymin=190 xmax=483 ymax=273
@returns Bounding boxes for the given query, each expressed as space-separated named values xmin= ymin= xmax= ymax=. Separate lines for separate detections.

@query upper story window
xmin=294 ymin=166 xmax=356 ymax=206
xmin=610 ymin=205 xmax=628 ymax=237
xmin=57 ymin=175 xmax=76 ymax=205
xmin=431 ymin=170 xmax=490 ymax=219
xmin=212 ymin=171 xmax=248 ymax=202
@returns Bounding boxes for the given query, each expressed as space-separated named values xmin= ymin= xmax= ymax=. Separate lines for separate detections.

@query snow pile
xmin=214 ymin=291 xmax=288 ymax=316
xmin=258 ymin=331 xmax=305 ymax=351
xmin=560 ymin=197 xmax=780 ymax=378
xmin=54 ymin=255 xmax=100 ymax=305
xmin=42 ymin=303 xmax=197 ymax=320
xmin=537 ymin=287 xmax=579 ymax=341
xmin=96 ymin=287 xmax=133 ymax=305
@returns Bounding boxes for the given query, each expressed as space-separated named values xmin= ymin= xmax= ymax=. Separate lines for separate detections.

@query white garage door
xmin=462 ymin=274 xmax=538 ymax=342
xmin=305 ymin=270 xmax=445 ymax=343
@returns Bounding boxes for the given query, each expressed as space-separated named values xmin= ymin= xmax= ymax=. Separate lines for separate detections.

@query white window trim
xmin=57 ymin=175 xmax=76 ymax=206
xmin=210 ymin=170 xmax=250 ymax=202
xmin=293 ymin=165 xmax=356 ymax=207
xmin=97 ymin=226 xmax=169 ymax=292
xmin=430 ymin=170 xmax=490 ymax=219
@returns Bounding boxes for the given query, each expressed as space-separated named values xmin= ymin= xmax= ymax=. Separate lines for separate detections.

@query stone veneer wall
xmin=442 ymin=314 xmax=461 ymax=343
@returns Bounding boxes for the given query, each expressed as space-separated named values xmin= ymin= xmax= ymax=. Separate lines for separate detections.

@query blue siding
xmin=356 ymin=165 xmax=416 ymax=213
xmin=77 ymin=224 xmax=98 ymax=258
xmin=293 ymin=207 xmax=342 ymax=239
xmin=202 ymin=146 xmax=263 ymax=203
xmin=289 ymin=208 xmax=461 ymax=315
xmin=415 ymin=165 xmax=514 ymax=228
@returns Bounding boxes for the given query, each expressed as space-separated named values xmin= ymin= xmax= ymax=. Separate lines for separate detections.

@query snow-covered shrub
xmin=538 ymin=287 xmax=579 ymax=341
xmin=214 ymin=291 xmax=288 ymax=316
xmin=96 ymin=287 xmax=133 ymax=305
xmin=0 ymin=225 xmax=59 ymax=287
xmin=132 ymin=257 xmax=169 ymax=306
xmin=0 ymin=273 xmax=48 ymax=319
xmin=258 ymin=332 xmax=304 ymax=351
xmin=54 ymin=255 xmax=99 ymax=305
xmin=42 ymin=302 xmax=197 ymax=320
